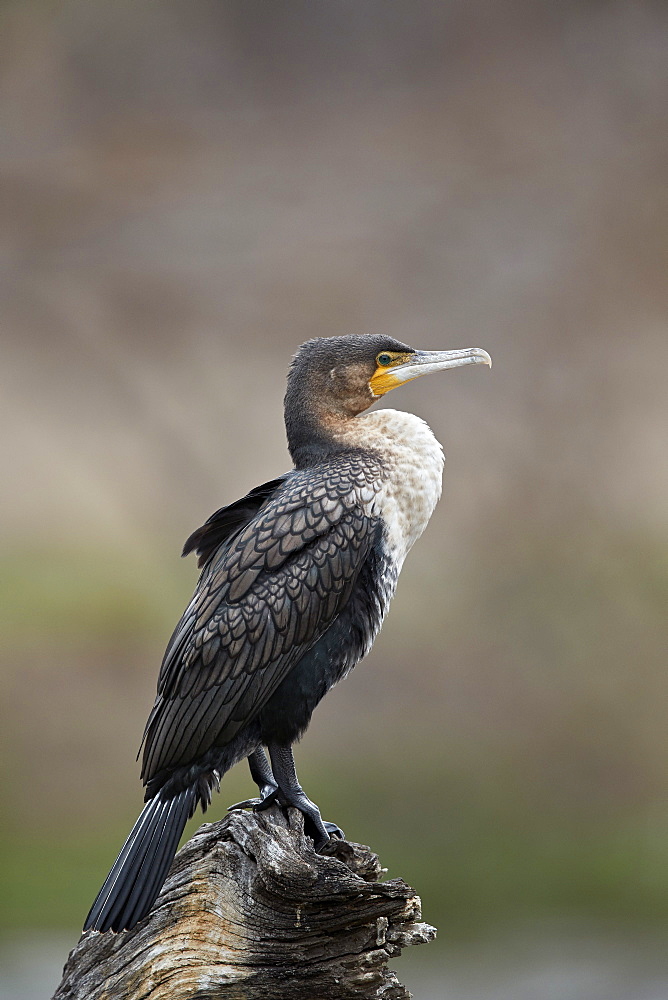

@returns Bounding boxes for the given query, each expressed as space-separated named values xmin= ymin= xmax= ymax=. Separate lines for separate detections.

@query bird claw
xmin=228 ymin=784 xmax=281 ymax=813
xmin=228 ymin=790 xmax=344 ymax=849
xmin=227 ymin=797 xmax=264 ymax=812
xmin=303 ymin=817 xmax=346 ymax=852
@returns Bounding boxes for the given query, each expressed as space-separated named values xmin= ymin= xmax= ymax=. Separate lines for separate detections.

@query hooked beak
xmin=392 ymin=348 xmax=492 ymax=382
xmin=369 ymin=347 xmax=492 ymax=397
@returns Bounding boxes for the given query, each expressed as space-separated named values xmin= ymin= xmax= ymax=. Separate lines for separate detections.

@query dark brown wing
xmin=182 ymin=476 xmax=287 ymax=568
xmin=140 ymin=460 xmax=381 ymax=787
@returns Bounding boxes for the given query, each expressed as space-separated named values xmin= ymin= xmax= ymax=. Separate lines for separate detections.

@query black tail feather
xmin=84 ymin=802 xmax=158 ymax=930
xmin=121 ymin=796 xmax=185 ymax=930
xmin=100 ymin=797 xmax=172 ymax=932
xmin=84 ymin=788 xmax=195 ymax=933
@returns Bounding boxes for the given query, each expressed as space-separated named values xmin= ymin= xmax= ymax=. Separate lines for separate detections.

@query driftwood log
xmin=54 ymin=804 xmax=436 ymax=999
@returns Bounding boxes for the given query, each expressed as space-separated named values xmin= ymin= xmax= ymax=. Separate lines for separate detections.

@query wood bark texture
xmin=54 ymin=804 xmax=436 ymax=1000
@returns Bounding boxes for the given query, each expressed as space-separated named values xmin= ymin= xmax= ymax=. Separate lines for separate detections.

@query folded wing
xmin=140 ymin=463 xmax=381 ymax=791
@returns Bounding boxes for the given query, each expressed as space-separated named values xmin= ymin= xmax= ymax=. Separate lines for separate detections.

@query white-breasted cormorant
xmin=84 ymin=334 xmax=491 ymax=932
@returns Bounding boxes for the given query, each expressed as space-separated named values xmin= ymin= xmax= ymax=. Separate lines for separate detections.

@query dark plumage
xmin=84 ymin=334 xmax=491 ymax=933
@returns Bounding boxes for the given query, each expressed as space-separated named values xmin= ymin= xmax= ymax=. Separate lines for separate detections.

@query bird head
xmin=287 ymin=334 xmax=491 ymax=417
xmin=285 ymin=335 xmax=491 ymax=465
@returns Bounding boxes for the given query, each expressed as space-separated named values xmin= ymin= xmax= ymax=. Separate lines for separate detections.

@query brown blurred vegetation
xmin=1 ymin=0 xmax=667 ymax=950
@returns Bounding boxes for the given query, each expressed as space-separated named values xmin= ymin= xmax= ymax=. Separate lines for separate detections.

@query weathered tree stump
xmin=54 ymin=804 xmax=435 ymax=999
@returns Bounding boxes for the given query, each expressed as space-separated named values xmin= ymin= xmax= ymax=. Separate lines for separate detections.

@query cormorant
xmin=84 ymin=334 xmax=491 ymax=933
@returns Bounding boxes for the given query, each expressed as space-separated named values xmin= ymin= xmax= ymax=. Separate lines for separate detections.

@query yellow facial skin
xmin=368 ymin=352 xmax=414 ymax=397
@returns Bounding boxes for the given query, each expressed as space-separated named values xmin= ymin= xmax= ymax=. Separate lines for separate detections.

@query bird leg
xmin=255 ymin=743 xmax=344 ymax=850
xmin=227 ymin=748 xmax=279 ymax=812
xmin=248 ymin=747 xmax=279 ymax=800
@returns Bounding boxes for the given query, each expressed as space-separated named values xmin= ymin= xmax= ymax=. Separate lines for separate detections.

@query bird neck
xmin=285 ymin=407 xmax=359 ymax=469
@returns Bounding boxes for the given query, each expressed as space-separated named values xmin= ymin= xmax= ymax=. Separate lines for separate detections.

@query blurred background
xmin=1 ymin=1 xmax=667 ymax=997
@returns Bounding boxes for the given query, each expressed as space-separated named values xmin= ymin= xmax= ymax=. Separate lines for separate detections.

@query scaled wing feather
xmin=140 ymin=459 xmax=382 ymax=786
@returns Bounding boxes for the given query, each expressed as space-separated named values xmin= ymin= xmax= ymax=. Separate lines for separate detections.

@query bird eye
xmin=377 ymin=353 xmax=393 ymax=367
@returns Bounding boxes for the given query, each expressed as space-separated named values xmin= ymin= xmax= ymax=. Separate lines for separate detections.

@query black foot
xmin=243 ymin=790 xmax=344 ymax=846
xmin=228 ymin=748 xmax=346 ymax=850
xmin=264 ymin=743 xmax=347 ymax=851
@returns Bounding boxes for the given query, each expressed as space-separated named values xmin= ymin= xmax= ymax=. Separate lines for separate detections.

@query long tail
xmin=84 ymin=787 xmax=196 ymax=932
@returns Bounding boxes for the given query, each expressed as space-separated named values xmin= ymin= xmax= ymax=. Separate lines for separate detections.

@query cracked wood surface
xmin=54 ymin=805 xmax=436 ymax=999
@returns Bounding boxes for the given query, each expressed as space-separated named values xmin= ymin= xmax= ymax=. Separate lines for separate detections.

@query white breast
xmin=346 ymin=408 xmax=445 ymax=569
